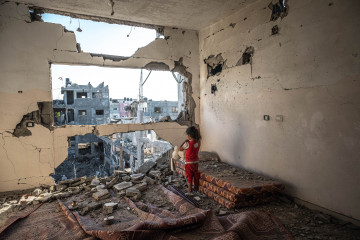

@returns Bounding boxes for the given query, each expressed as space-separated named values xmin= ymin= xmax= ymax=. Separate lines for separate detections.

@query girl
xmin=180 ymin=126 xmax=201 ymax=192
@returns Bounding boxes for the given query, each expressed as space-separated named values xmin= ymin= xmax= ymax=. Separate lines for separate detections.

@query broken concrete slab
xmin=142 ymin=176 xmax=156 ymax=185
xmin=113 ymin=182 xmax=133 ymax=192
xmin=104 ymin=216 xmax=114 ymax=225
xmin=53 ymin=192 xmax=71 ymax=199
xmin=149 ymin=170 xmax=162 ymax=179
xmin=130 ymin=173 xmax=145 ymax=181
xmin=92 ymin=189 xmax=110 ymax=201
xmin=116 ymin=191 xmax=126 ymax=198
xmin=132 ymin=182 xmax=148 ymax=192
xmin=58 ymin=178 xmax=81 ymax=186
xmin=55 ymin=185 xmax=68 ymax=192
xmin=126 ymin=188 xmax=141 ymax=198
xmin=35 ymin=193 xmax=53 ymax=203
xmin=103 ymin=202 xmax=118 ymax=214
xmin=106 ymin=176 xmax=119 ymax=189
xmin=136 ymin=160 xmax=156 ymax=174
xmin=80 ymin=201 xmax=102 ymax=215
xmin=96 ymin=185 xmax=106 ymax=191
xmin=122 ymin=176 xmax=131 ymax=181
xmin=90 ymin=178 xmax=101 ymax=187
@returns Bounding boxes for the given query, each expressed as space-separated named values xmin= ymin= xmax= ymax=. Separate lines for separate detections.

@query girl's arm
xmin=179 ymin=140 xmax=189 ymax=151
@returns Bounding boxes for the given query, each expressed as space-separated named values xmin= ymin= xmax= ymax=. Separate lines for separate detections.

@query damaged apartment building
xmin=53 ymin=79 xmax=109 ymax=168
xmin=0 ymin=0 xmax=359 ymax=239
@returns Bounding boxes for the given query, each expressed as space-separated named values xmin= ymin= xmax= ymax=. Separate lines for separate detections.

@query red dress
xmin=184 ymin=140 xmax=200 ymax=186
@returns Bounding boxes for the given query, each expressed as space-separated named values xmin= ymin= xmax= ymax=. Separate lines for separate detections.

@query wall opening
xmin=51 ymin=130 xmax=172 ymax=182
xmin=51 ymin=133 xmax=106 ymax=182
xmin=41 ymin=13 xmax=158 ymax=56
xmin=204 ymin=54 xmax=226 ymax=78
xmin=268 ymin=0 xmax=288 ymax=22
xmin=51 ymin=64 xmax=185 ymax=126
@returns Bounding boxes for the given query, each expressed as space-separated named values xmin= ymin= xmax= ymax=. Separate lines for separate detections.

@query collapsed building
xmin=53 ymin=79 xmax=110 ymax=126
xmin=0 ymin=0 xmax=359 ymax=238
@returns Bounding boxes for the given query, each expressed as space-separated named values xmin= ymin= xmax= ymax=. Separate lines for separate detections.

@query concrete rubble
xmin=0 ymin=159 xmax=170 ymax=215
xmin=1 ymin=157 xmax=358 ymax=239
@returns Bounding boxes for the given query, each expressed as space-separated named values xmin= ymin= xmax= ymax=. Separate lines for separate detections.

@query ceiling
xmin=14 ymin=0 xmax=255 ymax=30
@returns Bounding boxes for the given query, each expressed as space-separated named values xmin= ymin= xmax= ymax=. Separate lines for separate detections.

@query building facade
xmin=53 ymin=79 xmax=110 ymax=125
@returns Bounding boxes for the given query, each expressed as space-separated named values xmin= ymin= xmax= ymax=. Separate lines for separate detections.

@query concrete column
xmin=130 ymin=155 xmax=134 ymax=172
xmin=74 ymin=108 xmax=78 ymax=123
xmin=74 ymin=136 xmax=79 ymax=156
xmin=91 ymin=142 xmax=95 ymax=155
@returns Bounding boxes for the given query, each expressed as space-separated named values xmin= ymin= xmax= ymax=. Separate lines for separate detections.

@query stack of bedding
xmin=174 ymin=157 xmax=284 ymax=209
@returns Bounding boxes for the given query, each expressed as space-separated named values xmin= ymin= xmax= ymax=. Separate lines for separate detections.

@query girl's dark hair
xmin=186 ymin=126 xmax=201 ymax=141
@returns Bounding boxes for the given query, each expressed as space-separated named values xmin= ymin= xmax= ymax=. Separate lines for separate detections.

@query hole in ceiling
xmin=41 ymin=13 xmax=157 ymax=56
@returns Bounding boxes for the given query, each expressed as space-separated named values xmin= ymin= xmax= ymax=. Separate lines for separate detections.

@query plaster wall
xmin=0 ymin=2 xmax=197 ymax=192
xmin=199 ymin=0 xmax=360 ymax=220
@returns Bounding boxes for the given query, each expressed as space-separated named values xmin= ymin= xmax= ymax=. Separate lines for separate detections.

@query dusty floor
xmin=1 ymin=166 xmax=359 ymax=239
xmin=174 ymin=174 xmax=360 ymax=240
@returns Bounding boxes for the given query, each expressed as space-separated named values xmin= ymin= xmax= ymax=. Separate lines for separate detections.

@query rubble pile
xmin=0 ymin=158 xmax=184 ymax=225
xmin=1 ymin=155 xmax=359 ymax=240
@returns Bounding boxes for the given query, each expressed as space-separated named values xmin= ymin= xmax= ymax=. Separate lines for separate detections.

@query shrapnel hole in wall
xmin=204 ymin=54 xmax=226 ymax=78
xmin=237 ymin=47 xmax=255 ymax=66
xmin=268 ymin=0 xmax=288 ymax=22
xmin=272 ymin=25 xmax=279 ymax=35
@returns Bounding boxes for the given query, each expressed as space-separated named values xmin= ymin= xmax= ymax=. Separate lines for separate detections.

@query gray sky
xmin=44 ymin=13 xmax=178 ymax=101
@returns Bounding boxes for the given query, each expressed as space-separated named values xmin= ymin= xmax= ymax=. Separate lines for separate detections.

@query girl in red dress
xmin=180 ymin=126 xmax=201 ymax=192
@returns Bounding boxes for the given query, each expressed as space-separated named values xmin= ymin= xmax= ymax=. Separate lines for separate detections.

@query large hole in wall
xmin=204 ymin=54 xmax=226 ymax=78
xmin=51 ymin=131 xmax=172 ymax=182
xmin=268 ymin=0 xmax=288 ymax=22
xmin=51 ymin=134 xmax=106 ymax=182
xmin=52 ymin=64 xmax=185 ymax=125
xmin=41 ymin=13 xmax=158 ymax=56
xmin=13 ymin=102 xmax=53 ymax=137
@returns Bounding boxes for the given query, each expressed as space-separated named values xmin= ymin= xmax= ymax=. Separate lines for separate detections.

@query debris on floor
xmin=0 ymin=156 xmax=359 ymax=239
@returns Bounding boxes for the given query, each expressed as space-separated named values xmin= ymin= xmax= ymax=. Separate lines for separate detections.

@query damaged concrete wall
xmin=199 ymin=0 xmax=360 ymax=220
xmin=0 ymin=2 xmax=198 ymax=192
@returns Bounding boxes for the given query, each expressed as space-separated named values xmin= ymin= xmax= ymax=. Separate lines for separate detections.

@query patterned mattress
xmin=175 ymin=159 xmax=284 ymax=209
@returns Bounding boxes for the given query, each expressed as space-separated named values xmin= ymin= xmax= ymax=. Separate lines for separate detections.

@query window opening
xmin=77 ymin=92 xmax=87 ymax=98
xmin=154 ymin=107 xmax=162 ymax=113
xmin=96 ymin=110 xmax=104 ymax=115
xmin=51 ymin=64 xmax=184 ymax=125
xmin=79 ymin=110 xmax=87 ymax=116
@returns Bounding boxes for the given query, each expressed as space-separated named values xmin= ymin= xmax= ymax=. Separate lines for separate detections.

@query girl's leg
xmin=185 ymin=164 xmax=193 ymax=192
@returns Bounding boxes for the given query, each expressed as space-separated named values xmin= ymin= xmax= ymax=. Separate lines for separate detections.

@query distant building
xmin=53 ymin=79 xmax=110 ymax=159
xmin=53 ymin=79 xmax=110 ymax=125
xmin=110 ymin=98 xmax=132 ymax=120
xmin=125 ymin=99 xmax=179 ymax=122
xmin=145 ymin=99 xmax=179 ymax=121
